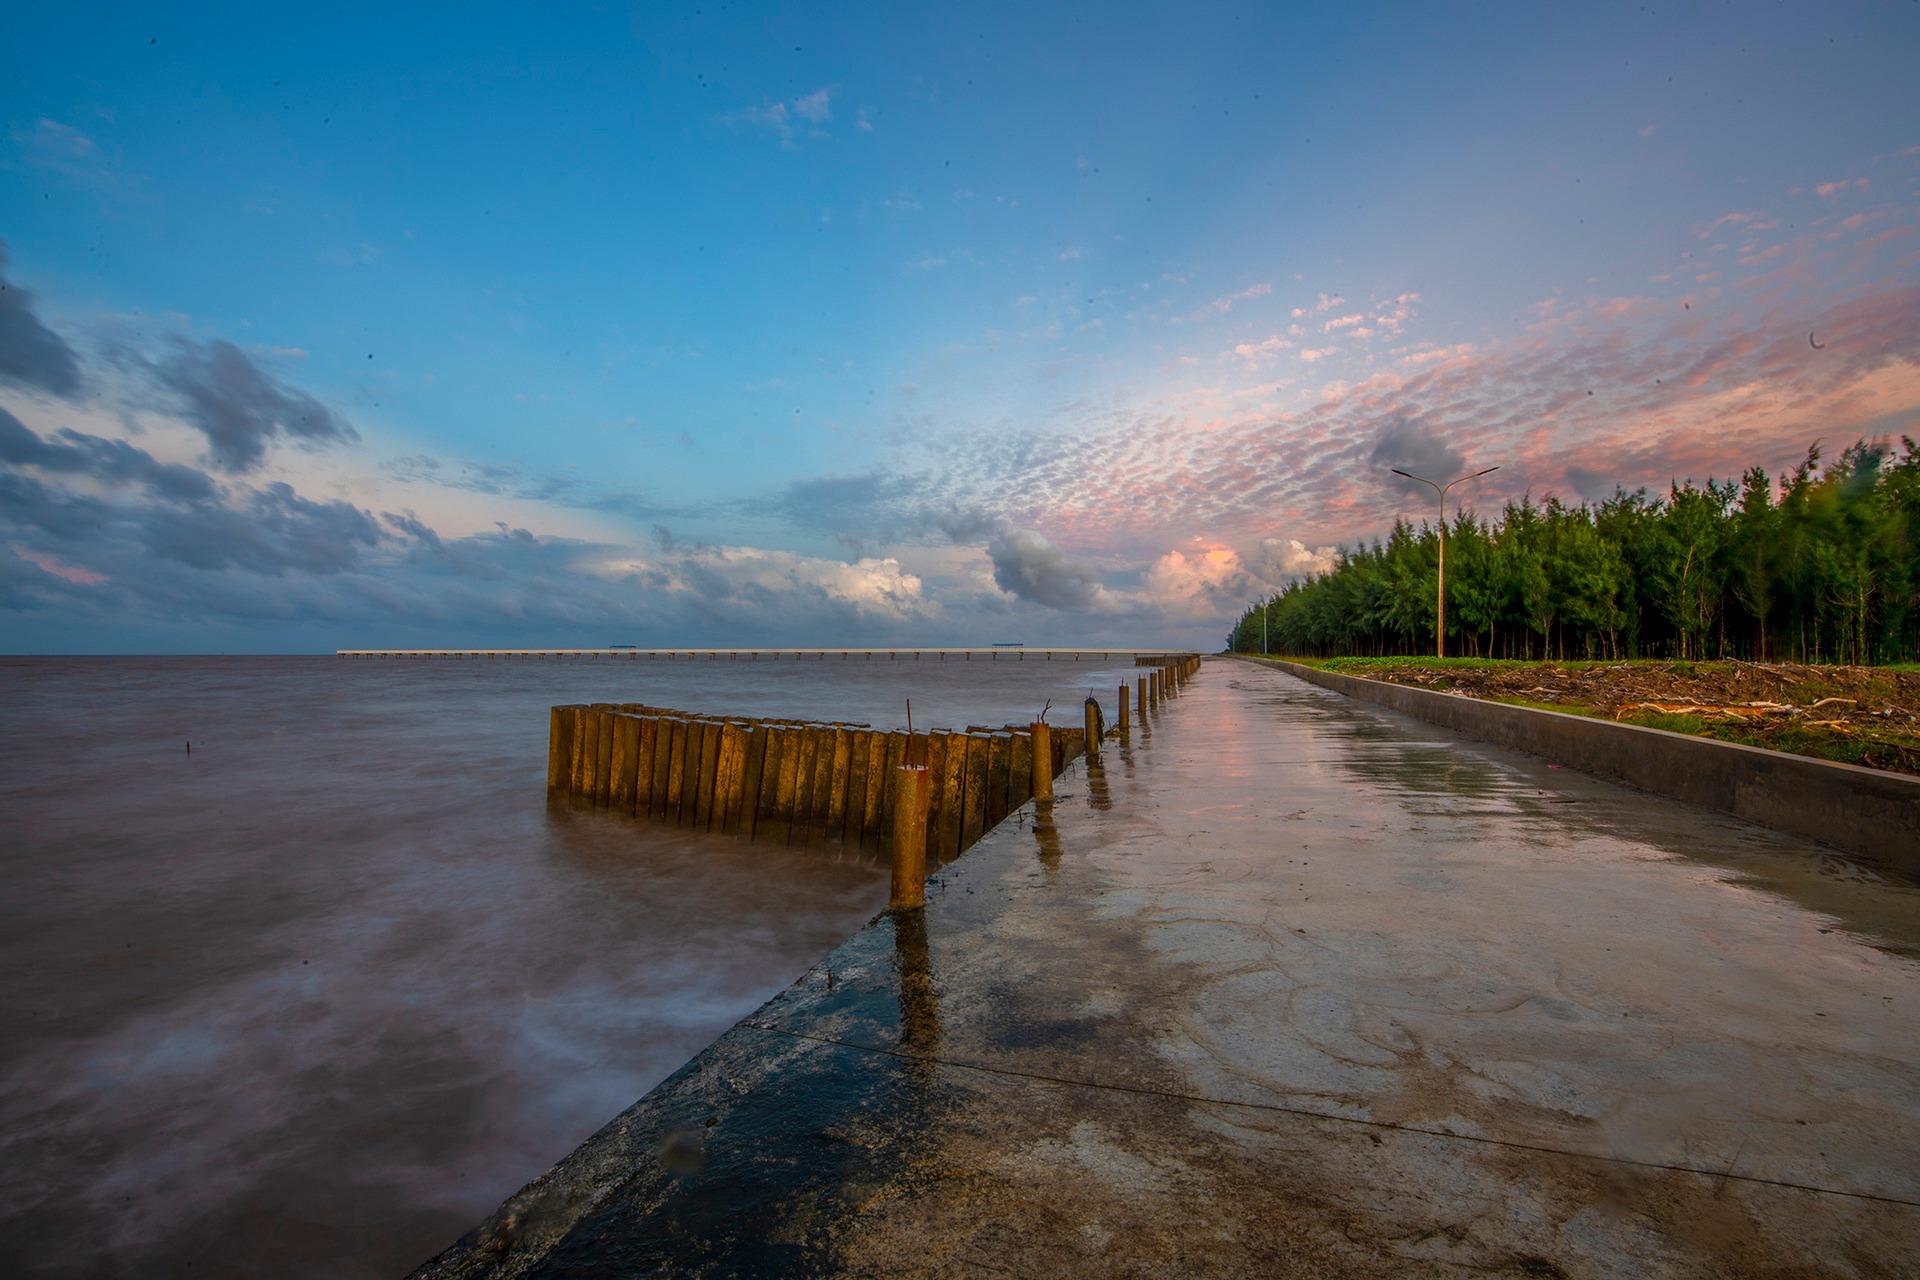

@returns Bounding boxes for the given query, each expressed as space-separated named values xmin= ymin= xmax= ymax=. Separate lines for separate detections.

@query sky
xmin=2 ymin=2 xmax=1917 ymax=653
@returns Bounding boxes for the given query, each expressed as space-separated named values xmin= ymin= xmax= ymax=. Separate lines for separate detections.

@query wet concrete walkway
xmin=421 ymin=658 xmax=1920 ymax=1279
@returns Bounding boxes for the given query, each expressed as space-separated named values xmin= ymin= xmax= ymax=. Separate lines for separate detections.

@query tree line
xmin=1230 ymin=439 xmax=1920 ymax=665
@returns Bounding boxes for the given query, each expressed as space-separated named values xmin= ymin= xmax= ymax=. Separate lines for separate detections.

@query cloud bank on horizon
xmin=2 ymin=3 xmax=1917 ymax=652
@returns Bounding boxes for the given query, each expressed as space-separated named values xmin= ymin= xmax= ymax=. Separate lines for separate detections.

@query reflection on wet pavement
xmin=893 ymin=908 xmax=941 ymax=1055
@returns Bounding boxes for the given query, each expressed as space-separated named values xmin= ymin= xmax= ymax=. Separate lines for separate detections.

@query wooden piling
xmin=754 ymin=726 xmax=782 ymax=838
xmin=792 ymin=728 xmax=820 ymax=846
xmin=677 ymin=720 xmax=702 ymax=826
xmin=1083 ymin=697 xmax=1100 ymax=755
xmin=986 ymin=734 xmax=1012 ymax=826
xmin=845 ymin=729 xmax=872 ymax=845
xmin=694 ymin=721 xmax=722 ymax=829
xmin=593 ymin=711 xmax=616 ymax=806
xmin=961 ymin=734 xmax=990 ymax=848
xmin=773 ymin=726 xmax=803 ymax=844
xmin=826 ymin=729 xmax=852 ymax=838
xmin=888 ymin=765 xmax=930 ymax=909
xmin=862 ymin=732 xmax=889 ymax=849
xmin=548 ymin=707 xmax=573 ymax=793
xmin=633 ymin=718 xmax=658 ymax=816
xmin=738 ymin=726 xmax=769 ymax=838
xmin=649 ymin=717 xmax=674 ymax=819
xmin=1118 ymin=684 xmax=1130 ymax=736
xmin=936 ymin=731 xmax=966 ymax=859
xmin=809 ymin=727 xmax=836 ymax=843
xmin=661 ymin=720 xmax=687 ymax=823
xmin=610 ymin=715 xmax=640 ymax=815
xmin=717 ymin=723 xmax=747 ymax=832
xmin=570 ymin=708 xmax=594 ymax=798
xmin=923 ymin=732 xmax=950 ymax=858
xmin=1009 ymin=731 xmax=1033 ymax=811
xmin=1031 ymin=722 xmax=1054 ymax=801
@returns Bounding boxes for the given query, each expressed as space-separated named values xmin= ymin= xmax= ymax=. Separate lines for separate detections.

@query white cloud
xmin=1140 ymin=544 xmax=1248 ymax=606
xmin=793 ymin=89 xmax=833 ymax=124
xmin=1246 ymin=537 xmax=1339 ymax=584
xmin=1186 ymin=282 xmax=1272 ymax=323
xmin=726 ymin=88 xmax=835 ymax=146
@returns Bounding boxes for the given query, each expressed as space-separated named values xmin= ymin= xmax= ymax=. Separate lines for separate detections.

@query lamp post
xmin=1389 ymin=465 xmax=1499 ymax=659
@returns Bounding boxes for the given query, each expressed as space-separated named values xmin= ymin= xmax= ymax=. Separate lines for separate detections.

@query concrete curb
xmin=1241 ymin=656 xmax=1920 ymax=879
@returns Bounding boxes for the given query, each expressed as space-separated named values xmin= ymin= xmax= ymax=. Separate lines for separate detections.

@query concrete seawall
xmin=410 ymin=660 xmax=1920 ymax=1277
xmin=1252 ymin=656 xmax=1920 ymax=879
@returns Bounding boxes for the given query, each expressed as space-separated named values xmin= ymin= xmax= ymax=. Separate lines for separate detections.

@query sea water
xmin=0 ymin=653 xmax=1138 ymax=1278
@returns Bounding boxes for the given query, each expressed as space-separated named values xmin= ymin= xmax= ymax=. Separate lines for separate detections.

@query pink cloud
xmin=1290 ymin=292 xmax=1346 ymax=319
xmin=951 ymin=278 xmax=1920 ymax=557
xmin=1231 ymin=334 xmax=1293 ymax=363
xmin=907 ymin=194 xmax=1920 ymax=574
xmin=11 ymin=544 xmax=108 ymax=586
xmin=1699 ymin=212 xmax=1760 ymax=238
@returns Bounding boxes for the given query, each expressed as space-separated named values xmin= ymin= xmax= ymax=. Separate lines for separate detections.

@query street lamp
xmin=1389 ymin=465 xmax=1499 ymax=659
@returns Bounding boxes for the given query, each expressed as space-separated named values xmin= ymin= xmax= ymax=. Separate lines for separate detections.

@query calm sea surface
xmin=0 ymin=654 xmax=1140 ymax=1278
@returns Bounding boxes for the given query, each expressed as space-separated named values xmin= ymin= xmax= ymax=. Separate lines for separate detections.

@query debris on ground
xmin=1310 ymin=659 xmax=1920 ymax=777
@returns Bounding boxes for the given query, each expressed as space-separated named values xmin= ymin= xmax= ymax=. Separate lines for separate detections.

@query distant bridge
xmin=336 ymin=647 xmax=1195 ymax=662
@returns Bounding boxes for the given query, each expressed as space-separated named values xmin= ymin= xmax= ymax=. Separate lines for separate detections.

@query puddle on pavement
xmin=1243 ymin=672 xmax=1920 ymax=960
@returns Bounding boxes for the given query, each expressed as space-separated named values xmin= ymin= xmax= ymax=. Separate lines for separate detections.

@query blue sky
xmin=3 ymin=2 xmax=1917 ymax=651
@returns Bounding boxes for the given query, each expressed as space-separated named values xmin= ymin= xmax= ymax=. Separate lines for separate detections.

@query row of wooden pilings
xmin=546 ymin=654 xmax=1203 ymax=909
xmin=1106 ymin=653 xmax=1202 ymax=743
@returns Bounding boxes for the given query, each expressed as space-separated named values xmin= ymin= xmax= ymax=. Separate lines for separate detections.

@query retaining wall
xmin=1255 ymin=657 xmax=1920 ymax=878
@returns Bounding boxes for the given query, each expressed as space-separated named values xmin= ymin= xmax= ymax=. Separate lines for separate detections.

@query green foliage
xmin=1229 ymin=438 xmax=1920 ymax=665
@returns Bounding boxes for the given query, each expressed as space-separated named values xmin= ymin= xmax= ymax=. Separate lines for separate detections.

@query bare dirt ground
xmin=1318 ymin=658 xmax=1920 ymax=777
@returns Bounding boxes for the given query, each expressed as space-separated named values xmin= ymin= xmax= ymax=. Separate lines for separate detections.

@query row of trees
xmin=1230 ymin=440 xmax=1920 ymax=665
